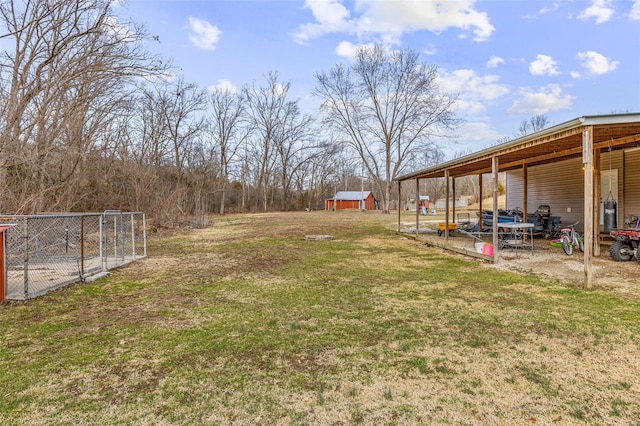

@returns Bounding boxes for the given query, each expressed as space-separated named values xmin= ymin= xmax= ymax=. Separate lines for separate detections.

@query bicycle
xmin=560 ymin=221 xmax=584 ymax=256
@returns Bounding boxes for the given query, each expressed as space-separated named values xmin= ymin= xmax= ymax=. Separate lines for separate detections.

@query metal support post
xmin=23 ymin=220 xmax=29 ymax=300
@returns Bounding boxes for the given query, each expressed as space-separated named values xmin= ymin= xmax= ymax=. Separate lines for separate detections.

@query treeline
xmin=0 ymin=0 xmax=458 ymax=226
xmin=0 ymin=1 xmax=357 ymax=226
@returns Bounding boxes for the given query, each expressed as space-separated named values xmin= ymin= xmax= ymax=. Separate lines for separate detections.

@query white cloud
xmin=537 ymin=2 xmax=561 ymax=16
xmin=335 ymin=41 xmax=375 ymax=59
xmin=524 ymin=1 xmax=560 ymax=19
xmin=103 ymin=16 xmax=136 ymax=42
xmin=576 ymin=50 xmax=618 ymax=75
xmin=458 ymin=121 xmax=503 ymax=142
xmin=486 ymin=55 xmax=504 ymax=69
xmin=272 ymin=82 xmax=288 ymax=98
xmin=451 ymin=99 xmax=486 ymax=115
xmin=508 ymin=84 xmax=574 ymax=114
xmin=307 ymin=0 xmax=351 ymax=27
xmin=423 ymin=43 xmax=437 ymax=56
xmin=208 ymin=79 xmax=238 ymax=94
xmin=629 ymin=0 xmax=640 ymax=20
xmin=437 ymin=69 xmax=509 ymax=114
xmin=578 ymin=0 xmax=614 ymax=24
xmin=188 ymin=17 xmax=221 ymax=51
xmin=529 ymin=54 xmax=560 ymax=76
xmin=294 ymin=0 xmax=494 ymax=45
xmin=294 ymin=0 xmax=352 ymax=44
xmin=440 ymin=121 xmax=503 ymax=157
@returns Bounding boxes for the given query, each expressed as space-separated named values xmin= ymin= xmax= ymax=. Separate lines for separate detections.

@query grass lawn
xmin=1 ymin=211 xmax=640 ymax=425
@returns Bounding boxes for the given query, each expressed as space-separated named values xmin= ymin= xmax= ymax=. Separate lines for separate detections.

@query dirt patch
xmin=418 ymin=232 xmax=640 ymax=297
xmin=493 ymin=248 xmax=640 ymax=296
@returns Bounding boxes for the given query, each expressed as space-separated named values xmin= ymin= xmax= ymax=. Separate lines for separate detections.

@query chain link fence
xmin=1 ymin=211 xmax=146 ymax=301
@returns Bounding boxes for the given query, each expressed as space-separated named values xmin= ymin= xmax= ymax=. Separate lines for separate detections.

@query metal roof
xmin=332 ymin=191 xmax=372 ymax=200
xmin=397 ymin=113 xmax=640 ymax=181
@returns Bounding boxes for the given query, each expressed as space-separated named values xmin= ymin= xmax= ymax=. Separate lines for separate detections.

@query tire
xmin=609 ymin=240 xmax=634 ymax=261
xmin=562 ymin=235 xmax=573 ymax=256
xmin=578 ymin=237 xmax=584 ymax=253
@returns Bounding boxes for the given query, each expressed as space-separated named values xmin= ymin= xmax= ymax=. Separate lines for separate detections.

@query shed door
xmin=600 ymin=169 xmax=618 ymax=226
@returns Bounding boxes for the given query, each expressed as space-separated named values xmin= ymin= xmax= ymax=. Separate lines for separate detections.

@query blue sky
xmin=116 ymin=0 xmax=640 ymax=157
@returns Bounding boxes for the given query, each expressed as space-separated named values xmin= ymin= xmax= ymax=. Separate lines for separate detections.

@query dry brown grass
xmin=1 ymin=210 xmax=640 ymax=425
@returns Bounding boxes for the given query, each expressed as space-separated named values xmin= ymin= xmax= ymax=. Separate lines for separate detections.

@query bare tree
xmin=164 ymin=78 xmax=207 ymax=183
xmin=243 ymin=72 xmax=292 ymax=212
xmin=0 ymin=0 xmax=167 ymax=212
xmin=495 ymin=114 xmax=551 ymax=145
xmin=208 ymin=87 xmax=248 ymax=214
xmin=302 ymin=140 xmax=341 ymax=210
xmin=123 ymin=78 xmax=206 ymax=223
xmin=315 ymin=44 xmax=459 ymax=213
xmin=518 ymin=114 xmax=550 ymax=136
xmin=133 ymin=83 xmax=172 ymax=168
xmin=271 ymin=102 xmax=315 ymax=210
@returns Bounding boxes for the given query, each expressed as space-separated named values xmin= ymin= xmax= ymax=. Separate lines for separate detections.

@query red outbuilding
xmin=325 ymin=191 xmax=376 ymax=211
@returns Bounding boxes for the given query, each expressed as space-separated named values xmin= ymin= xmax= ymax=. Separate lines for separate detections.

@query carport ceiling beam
xmin=471 ymin=126 xmax=585 ymax=162
xmin=447 ymin=145 xmax=586 ymax=178
xmin=460 ymin=133 xmax=640 ymax=177
xmin=499 ymin=146 xmax=584 ymax=170
xmin=594 ymin=133 xmax=640 ymax=150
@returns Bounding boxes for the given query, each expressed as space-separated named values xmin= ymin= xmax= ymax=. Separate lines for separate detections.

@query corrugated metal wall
xmin=506 ymin=157 xmax=584 ymax=228
xmin=624 ymin=149 xmax=640 ymax=223
xmin=506 ymin=150 xmax=630 ymax=232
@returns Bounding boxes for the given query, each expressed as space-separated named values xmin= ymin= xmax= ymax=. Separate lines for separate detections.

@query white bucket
xmin=474 ymin=241 xmax=484 ymax=253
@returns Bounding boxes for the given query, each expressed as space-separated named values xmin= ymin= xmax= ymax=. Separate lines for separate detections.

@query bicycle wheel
xmin=562 ymin=235 xmax=573 ymax=255
xmin=577 ymin=236 xmax=584 ymax=253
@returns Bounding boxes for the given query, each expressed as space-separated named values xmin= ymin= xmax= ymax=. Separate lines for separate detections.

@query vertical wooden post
xmin=452 ymin=177 xmax=456 ymax=223
xmin=593 ymin=148 xmax=601 ymax=256
xmin=478 ymin=174 xmax=483 ymax=226
xmin=445 ymin=169 xmax=450 ymax=241
xmin=397 ymin=180 xmax=401 ymax=233
xmin=415 ymin=178 xmax=420 ymax=237
xmin=523 ymin=162 xmax=528 ymax=223
xmin=583 ymin=126 xmax=594 ymax=289
xmin=492 ymin=157 xmax=499 ymax=263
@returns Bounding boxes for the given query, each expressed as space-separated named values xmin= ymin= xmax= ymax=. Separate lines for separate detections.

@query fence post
xmin=142 ymin=213 xmax=147 ymax=258
xmin=100 ymin=213 xmax=106 ymax=272
xmin=131 ymin=214 xmax=136 ymax=260
xmin=23 ymin=219 xmax=29 ymax=300
xmin=119 ymin=213 xmax=124 ymax=261
xmin=113 ymin=214 xmax=117 ymax=261
xmin=80 ymin=215 xmax=85 ymax=279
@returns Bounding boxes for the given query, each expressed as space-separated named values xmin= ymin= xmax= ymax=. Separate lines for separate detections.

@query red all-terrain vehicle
xmin=609 ymin=219 xmax=640 ymax=262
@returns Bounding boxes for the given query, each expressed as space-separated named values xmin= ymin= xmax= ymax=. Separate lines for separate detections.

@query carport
xmin=396 ymin=113 xmax=640 ymax=289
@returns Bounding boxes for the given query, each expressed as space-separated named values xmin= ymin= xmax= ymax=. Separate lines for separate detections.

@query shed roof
xmin=397 ymin=113 xmax=640 ymax=181
xmin=332 ymin=191 xmax=372 ymax=200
